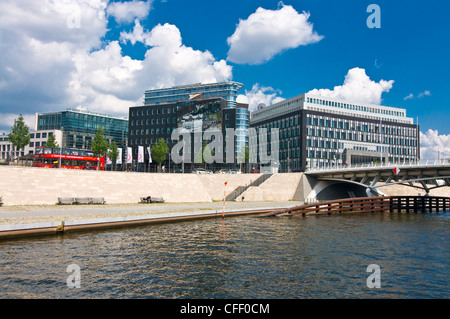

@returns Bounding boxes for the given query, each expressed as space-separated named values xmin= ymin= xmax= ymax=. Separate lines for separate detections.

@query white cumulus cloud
xmin=0 ymin=0 xmax=109 ymax=121
xmin=107 ymin=0 xmax=152 ymax=24
xmin=0 ymin=1 xmax=234 ymax=129
xmin=404 ymin=90 xmax=431 ymax=100
xmin=120 ymin=19 xmax=151 ymax=45
xmin=420 ymin=129 xmax=450 ymax=161
xmin=308 ymin=67 xmax=394 ymax=105
xmin=227 ymin=4 xmax=323 ymax=65
xmin=237 ymin=84 xmax=285 ymax=111
xmin=72 ymin=22 xmax=233 ymax=112
xmin=136 ymin=23 xmax=232 ymax=90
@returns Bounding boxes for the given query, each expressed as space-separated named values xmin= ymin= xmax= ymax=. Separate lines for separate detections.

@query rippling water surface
xmin=0 ymin=211 xmax=448 ymax=298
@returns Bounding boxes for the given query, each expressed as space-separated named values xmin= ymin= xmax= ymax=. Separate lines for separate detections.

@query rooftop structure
xmin=144 ymin=81 xmax=244 ymax=109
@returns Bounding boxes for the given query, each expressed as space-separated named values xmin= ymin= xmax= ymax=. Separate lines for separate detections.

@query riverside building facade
xmin=144 ymin=82 xmax=248 ymax=158
xmin=132 ymin=82 xmax=249 ymax=170
xmin=129 ymin=95 xmax=249 ymax=171
xmin=1 ymin=130 xmax=62 ymax=163
xmin=250 ymin=93 xmax=419 ymax=172
xmin=36 ymin=108 xmax=128 ymax=151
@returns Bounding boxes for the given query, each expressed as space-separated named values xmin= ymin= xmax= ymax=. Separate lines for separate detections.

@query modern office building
xmin=35 ymin=108 xmax=128 ymax=151
xmin=24 ymin=129 xmax=63 ymax=155
xmin=0 ymin=129 xmax=62 ymax=163
xmin=140 ymin=82 xmax=249 ymax=167
xmin=144 ymin=82 xmax=244 ymax=109
xmin=129 ymin=96 xmax=249 ymax=171
xmin=250 ymin=93 xmax=419 ymax=172
xmin=0 ymin=133 xmax=19 ymax=163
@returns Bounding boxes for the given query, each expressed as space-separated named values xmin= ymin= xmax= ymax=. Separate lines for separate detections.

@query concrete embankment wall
xmin=3 ymin=166 xmax=443 ymax=206
xmin=0 ymin=166 xmax=214 ymax=205
xmin=236 ymin=173 xmax=304 ymax=202
xmin=0 ymin=166 xmax=266 ymax=206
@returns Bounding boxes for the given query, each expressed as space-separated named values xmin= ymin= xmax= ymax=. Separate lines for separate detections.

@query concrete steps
xmin=236 ymin=173 xmax=304 ymax=201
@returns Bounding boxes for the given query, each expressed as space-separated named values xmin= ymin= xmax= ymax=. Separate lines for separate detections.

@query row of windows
xmin=254 ymin=115 xmax=300 ymax=131
xmin=130 ymin=127 xmax=176 ymax=136
xmin=131 ymin=113 xmax=240 ymax=127
xmin=131 ymin=117 xmax=177 ymax=126
xmin=1 ymin=151 xmax=24 ymax=159
xmin=305 ymin=128 xmax=417 ymax=147
xmin=30 ymin=132 xmax=53 ymax=139
xmin=306 ymin=97 xmax=406 ymax=117
xmin=131 ymin=107 xmax=177 ymax=117
xmin=306 ymin=115 xmax=416 ymax=137
xmin=306 ymin=147 xmax=417 ymax=159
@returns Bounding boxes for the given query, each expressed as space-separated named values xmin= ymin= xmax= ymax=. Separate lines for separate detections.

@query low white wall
xmin=0 ymin=166 xmax=213 ymax=205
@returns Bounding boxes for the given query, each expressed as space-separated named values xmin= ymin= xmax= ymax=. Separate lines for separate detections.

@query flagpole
xmin=223 ymin=181 xmax=228 ymax=219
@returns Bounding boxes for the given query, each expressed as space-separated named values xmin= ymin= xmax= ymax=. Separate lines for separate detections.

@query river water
xmin=0 ymin=211 xmax=448 ymax=299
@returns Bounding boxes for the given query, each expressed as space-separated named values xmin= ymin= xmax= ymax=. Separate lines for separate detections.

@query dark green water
xmin=0 ymin=211 xmax=448 ymax=298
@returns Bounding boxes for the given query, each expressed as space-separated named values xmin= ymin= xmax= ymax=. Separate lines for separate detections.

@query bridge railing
xmin=259 ymin=196 xmax=450 ymax=217
xmin=305 ymin=159 xmax=450 ymax=174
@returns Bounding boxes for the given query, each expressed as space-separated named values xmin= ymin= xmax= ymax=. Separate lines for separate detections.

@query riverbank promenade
xmin=0 ymin=201 xmax=302 ymax=239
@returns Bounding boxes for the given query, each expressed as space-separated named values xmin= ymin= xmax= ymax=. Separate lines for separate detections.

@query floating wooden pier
xmin=259 ymin=196 xmax=450 ymax=217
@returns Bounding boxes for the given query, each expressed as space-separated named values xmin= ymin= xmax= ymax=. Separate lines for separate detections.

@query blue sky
xmin=0 ymin=0 xmax=449 ymax=158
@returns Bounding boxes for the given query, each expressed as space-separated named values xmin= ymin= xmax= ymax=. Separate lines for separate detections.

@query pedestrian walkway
xmin=0 ymin=201 xmax=302 ymax=239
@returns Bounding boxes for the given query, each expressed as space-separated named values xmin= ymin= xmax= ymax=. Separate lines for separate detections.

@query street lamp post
xmin=59 ymin=127 xmax=63 ymax=168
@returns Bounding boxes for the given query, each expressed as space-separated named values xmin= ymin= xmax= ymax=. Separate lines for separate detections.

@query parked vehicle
xmin=192 ymin=168 xmax=212 ymax=174
xmin=228 ymin=169 xmax=242 ymax=174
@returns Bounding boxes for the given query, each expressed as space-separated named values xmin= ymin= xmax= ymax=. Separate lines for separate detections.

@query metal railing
xmin=259 ymin=195 xmax=450 ymax=217
xmin=225 ymin=173 xmax=273 ymax=201
xmin=305 ymin=159 xmax=450 ymax=174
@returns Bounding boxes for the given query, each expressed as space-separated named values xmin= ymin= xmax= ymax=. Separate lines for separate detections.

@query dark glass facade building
xmin=137 ymin=82 xmax=249 ymax=170
xmin=36 ymin=108 xmax=128 ymax=151
xmin=128 ymin=97 xmax=249 ymax=171
xmin=144 ymin=81 xmax=244 ymax=109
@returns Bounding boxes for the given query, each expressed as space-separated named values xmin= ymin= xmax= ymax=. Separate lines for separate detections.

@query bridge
xmin=304 ymin=160 xmax=450 ymax=199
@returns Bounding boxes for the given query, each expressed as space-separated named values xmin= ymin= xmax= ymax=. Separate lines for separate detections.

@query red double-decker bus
xmin=33 ymin=147 xmax=105 ymax=170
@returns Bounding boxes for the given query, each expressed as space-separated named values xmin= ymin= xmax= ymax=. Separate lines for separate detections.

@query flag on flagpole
xmin=138 ymin=146 xmax=144 ymax=163
xmin=106 ymin=149 xmax=112 ymax=165
xmin=116 ymin=148 xmax=122 ymax=164
xmin=393 ymin=166 xmax=400 ymax=175
xmin=147 ymin=146 xmax=152 ymax=163
xmin=127 ymin=147 xmax=132 ymax=164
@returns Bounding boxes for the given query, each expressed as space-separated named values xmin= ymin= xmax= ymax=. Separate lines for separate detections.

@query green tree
xmin=151 ymin=138 xmax=169 ymax=170
xmin=107 ymin=141 xmax=119 ymax=171
xmin=44 ymin=134 xmax=59 ymax=149
xmin=8 ymin=114 xmax=30 ymax=163
xmin=91 ymin=125 xmax=108 ymax=169
xmin=91 ymin=126 xmax=108 ymax=156
xmin=237 ymin=145 xmax=249 ymax=172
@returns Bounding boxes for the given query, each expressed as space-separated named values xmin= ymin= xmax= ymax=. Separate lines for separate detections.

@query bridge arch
xmin=304 ymin=163 xmax=450 ymax=201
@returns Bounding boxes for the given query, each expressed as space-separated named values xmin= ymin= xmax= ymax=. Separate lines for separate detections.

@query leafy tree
xmin=91 ymin=125 xmax=108 ymax=169
xmin=151 ymin=138 xmax=169 ymax=170
xmin=8 ymin=114 xmax=30 ymax=163
xmin=107 ymin=141 xmax=119 ymax=171
xmin=44 ymin=134 xmax=59 ymax=149
xmin=91 ymin=125 xmax=108 ymax=156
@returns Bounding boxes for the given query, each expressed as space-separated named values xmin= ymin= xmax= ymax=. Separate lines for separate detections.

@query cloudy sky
xmin=0 ymin=0 xmax=449 ymax=159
